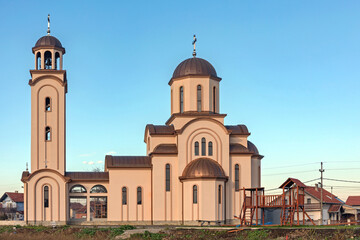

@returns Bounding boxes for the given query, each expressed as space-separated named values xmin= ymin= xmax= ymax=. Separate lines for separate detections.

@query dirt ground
xmin=1 ymin=225 xmax=360 ymax=240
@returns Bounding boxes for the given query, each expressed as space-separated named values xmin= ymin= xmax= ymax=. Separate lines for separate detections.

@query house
xmin=0 ymin=192 xmax=24 ymax=220
xmin=346 ymin=196 xmax=360 ymax=208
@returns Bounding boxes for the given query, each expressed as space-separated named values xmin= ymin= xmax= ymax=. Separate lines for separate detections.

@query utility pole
xmin=319 ymin=162 xmax=325 ymax=225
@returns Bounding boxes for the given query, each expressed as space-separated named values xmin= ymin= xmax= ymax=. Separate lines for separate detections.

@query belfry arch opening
xmin=44 ymin=51 xmax=52 ymax=69
xmin=55 ymin=52 xmax=60 ymax=70
xmin=36 ymin=52 xmax=41 ymax=70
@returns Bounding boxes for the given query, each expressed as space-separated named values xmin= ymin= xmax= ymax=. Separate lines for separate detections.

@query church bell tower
xmin=29 ymin=15 xmax=67 ymax=174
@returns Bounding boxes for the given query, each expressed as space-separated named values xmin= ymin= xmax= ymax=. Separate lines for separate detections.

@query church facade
xmin=21 ymin=30 xmax=263 ymax=225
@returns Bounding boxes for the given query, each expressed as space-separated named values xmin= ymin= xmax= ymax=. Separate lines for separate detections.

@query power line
xmin=263 ymin=169 xmax=316 ymax=177
xmin=263 ymin=162 xmax=319 ymax=170
xmin=324 ymin=178 xmax=360 ymax=184
xmin=264 ymin=178 xmax=320 ymax=192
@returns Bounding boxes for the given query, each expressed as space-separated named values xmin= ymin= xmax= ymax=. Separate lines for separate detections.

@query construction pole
xmin=319 ymin=162 xmax=325 ymax=225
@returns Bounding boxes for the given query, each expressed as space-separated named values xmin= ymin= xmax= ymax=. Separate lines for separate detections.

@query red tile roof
xmin=345 ymin=196 xmax=360 ymax=206
xmin=5 ymin=192 xmax=24 ymax=202
xmin=328 ymin=205 xmax=341 ymax=213
xmin=305 ymin=187 xmax=342 ymax=204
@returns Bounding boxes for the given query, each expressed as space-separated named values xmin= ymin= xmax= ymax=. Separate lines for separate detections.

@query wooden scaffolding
xmin=238 ymin=178 xmax=315 ymax=226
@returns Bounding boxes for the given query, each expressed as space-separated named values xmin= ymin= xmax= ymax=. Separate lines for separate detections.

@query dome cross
xmin=192 ymin=34 xmax=197 ymax=57
xmin=47 ymin=14 xmax=50 ymax=35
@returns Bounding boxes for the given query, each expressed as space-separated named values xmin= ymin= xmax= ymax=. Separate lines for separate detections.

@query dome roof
xmin=172 ymin=57 xmax=218 ymax=79
xmin=33 ymin=35 xmax=65 ymax=53
xmin=180 ymin=158 xmax=227 ymax=181
xmin=247 ymin=141 xmax=259 ymax=154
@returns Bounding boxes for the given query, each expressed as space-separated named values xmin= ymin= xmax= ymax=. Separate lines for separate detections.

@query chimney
xmin=315 ymin=184 xmax=319 ymax=191
xmin=15 ymin=190 xmax=18 ymax=193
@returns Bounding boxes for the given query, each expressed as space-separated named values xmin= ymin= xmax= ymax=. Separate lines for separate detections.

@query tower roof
xmin=172 ymin=57 xmax=218 ymax=80
xmin=32 ymin=35 xmax=65 ymax=53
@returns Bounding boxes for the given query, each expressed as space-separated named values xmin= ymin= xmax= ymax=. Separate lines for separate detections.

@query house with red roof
xmin=0 ymin=191 xmax=24 ymax=220
xmin=280 ymin=178 xmax=343 ymax=225
xmin=346 ymin=196 xmax=360 ymax=208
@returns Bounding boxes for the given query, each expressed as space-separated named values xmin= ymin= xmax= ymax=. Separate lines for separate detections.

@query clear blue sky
xmin=0 ymin=1 xmax=359 ymax=200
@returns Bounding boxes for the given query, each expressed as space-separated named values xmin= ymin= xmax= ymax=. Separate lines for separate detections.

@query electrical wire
xmin=323 ymin=178 xmax=360 ymax=184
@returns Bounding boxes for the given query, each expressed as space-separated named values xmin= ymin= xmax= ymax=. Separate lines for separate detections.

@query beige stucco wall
xmin=170 ymin=77 xmax=220 ymax=114
xmin=30 ymin=71 xmax=66 ymax=174
xmin=108 ymin=169 xmax=151 ymax=222
xmin=24 ymin=170 xmax=67 ymax=223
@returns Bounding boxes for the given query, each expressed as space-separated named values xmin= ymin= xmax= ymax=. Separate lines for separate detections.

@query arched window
xmin=45 ymin=126 xmax=51 ymax=141
xmin=44 ymin=186 xmax=49 ymax=208
xmin=70 ymin=185 xmax=87 ymax=193
xmin=165 ymin=164 xmax=170 ymax=192
xmin=201 ymin=137 xmax=206 ymax=156
xmin=213 ymin=87 xmax=216 ymax=113
xmin=235 ymin=164 xmax=239 ymax=191
xmin=208 ymin=142 xmax=213 ymax=156
xmin=36 ymin=52 xmax=41 ymax=70
xmin=137 ymin=187 xmax=142 ymax=205
xmin=90 ymin=185 xmax=107 ymax=193
xmin=194 ymin=141 xmax=199 ymax=156
xmin=45 ymin=97 xmax=51 ymax=111
xmin=180 ymin=86 xmax=184 ymax=113
xmin=193 ymin=185 xmax=198 ymax=204
xmin=197 ymin=85 xmax=202 ymax=112
xmin=44 ymin=51 xmax=52 ymax=69
xmin=122 ymin=187 xmax=127 ymax=205
xmin=218 ymin=185 xmax=222 ymax=204
xmin=55 ymin=52 xmax=60 ymax=70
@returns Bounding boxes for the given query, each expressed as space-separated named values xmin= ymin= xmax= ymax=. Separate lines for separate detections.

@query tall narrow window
xmin=194 ymin=141 xmax=199 ymax=156
xmin=201 ymin=137 xmax=206 ymax=156
xmin=137 ymin=187 xmax=142 ymax=205
xmin=213 ymin=87 xmax=216 ymax=113
xmin=45 ymin=97 xmax=51 ymax=111
xmin=45 ymin=127 xmax=51 ymax=141
xmin=166 ymin=164 xmax=170 ymax=192
xmin=218 ymin=185 xmax=222 ymax=204
xmin=197 ymin=85 xmax=202 ymax=112
xmin=122 ymin=187 xmax=127 ymax=205
xmin=235 ymin=164 xmax=239 ymax=191
xmin=36 ymin=52 xmax=41 ymax=70
xmin=193 ymin=185 xmax=198 ymax=204
xmin=208 ymin=142 xmax=213 ymax=156
xmin=55 ymin=52 xmax=60 ymax=70
xmin=44 ymin=51 xmax=52 ymax=69
xmin=180 ymin=87 xmax=184 ymax=113
xmin=44 ymin=186 xmax=49 ymax=208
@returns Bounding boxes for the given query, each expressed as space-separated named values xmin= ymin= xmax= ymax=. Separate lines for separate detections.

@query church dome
xmin=180 ymin=158 xmax=227 ymax=181
xmin=172 ymin=57 xmax=217 ymax=79
xmin=34 ymin=35 xmax=63 ymax=48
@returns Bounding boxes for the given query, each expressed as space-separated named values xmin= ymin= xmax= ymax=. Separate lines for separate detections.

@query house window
xmin=208 ymin=142 xmax=213 ymax=156
xmin=45 ymin=97 xmax=51 ymax=111
xmin=180 ymin=87 xmax=184 ymax=113
xmin=137 ymin=187 xmax=142 ymax=205
xmin=44 ymin=186 xmax=49 ymax=208
xmin=194 ymin=141 xmax=199 ymax=156
xmin=122 ymin=187 xmax=127 ymax=205
xmin=213 ymin=87 xmax=216 ymax=113
xmin=45 ymin=127 xmax=51 ymax=141
xmin=197 ymin=85 xmax=202 ymax=112
xmin=90 ymin=185 xmax=107 ymax=193
xmin=218 ymin=185 xmax=222 ymax=204
xmin=307 ymin=198 xmax=311 ymax=204
xmin=201 ymin=138 xmax=206 ymax=156
xmin=235 ymin=164 xmax=239 ymax=191
xmin=193 ymin=185 xmax=198 ymax=204
xmin=166 ymin=164 xmax=170 ymax=192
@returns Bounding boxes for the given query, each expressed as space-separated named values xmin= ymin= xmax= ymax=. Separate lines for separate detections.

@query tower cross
xmin=192 ymin=34 xmax=197 ymax=57
xmin=47 ymin=14 xmax=50 ymax=35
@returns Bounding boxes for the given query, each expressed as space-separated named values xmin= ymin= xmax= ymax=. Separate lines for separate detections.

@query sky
xmin=0 ymin=1 xmax=359 ymax=200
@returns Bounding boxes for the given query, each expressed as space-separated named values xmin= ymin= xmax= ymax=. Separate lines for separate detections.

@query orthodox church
xmin=21 ymin=23 xmax=263 ymax=225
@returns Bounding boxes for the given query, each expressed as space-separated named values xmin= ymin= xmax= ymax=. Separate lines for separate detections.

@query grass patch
xmin=246 ymin=229 xmax=269 ymax=240
xmin=131 ymin=230 xmax=166 ymax=240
